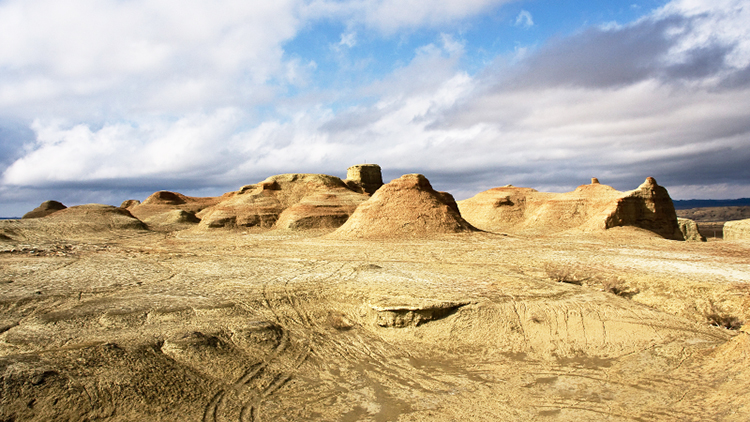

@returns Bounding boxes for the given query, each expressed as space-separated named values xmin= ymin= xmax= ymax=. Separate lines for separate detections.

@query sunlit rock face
xmin=458 ymin=177 xmax=683 ymax=240
xmin=198 ymin=173 xmax=369 ymax=230
xmin=344 ymin=164 xmax=384 ymax=195
xmin=128 ymin=191 xmax=225 ymax=224
xmin=724 ymin=218 xmax=750 ymax=240
xmin=329 ymin=173 xmax=477 ymax=239
xmin=678 ymin=218 xmax=706 ymax=242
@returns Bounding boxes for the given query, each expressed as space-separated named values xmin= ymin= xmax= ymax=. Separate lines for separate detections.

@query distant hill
xmin=673 ymin=198 xmax=750 ymax=210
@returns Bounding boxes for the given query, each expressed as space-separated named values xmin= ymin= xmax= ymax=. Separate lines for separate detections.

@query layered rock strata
xmin=724 ymin=219 xmax=750 ymax=240
xmin=128 ymin=191 xmax=226 ymax=223
xmin=344 ymin=164 xmax=383 ymax=195
xmin=329 ymin=173 xmax=476 ymax=239
xmin=678 ymin=218 xmax=706 ymax=242
xmin=458 ymin=177 xmax=683 ymax=240
xmin=198 ymin=174 xmax=369 ymax=230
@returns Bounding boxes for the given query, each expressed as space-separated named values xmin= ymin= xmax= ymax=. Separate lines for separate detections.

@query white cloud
xmin=656 ymin=0 xmax=750 ymax=70
xmin=0 ymin=0 xmax=302 ymax=117
xmin=514 ymin=10 xmax=533 ymax=28
xmin=339 ymin=31 xmax=358 ymax=48
xmin=3 ymin=0 xmax=750 ymax=215
xmin=2 ymin=109 xmax=245 ymax=185
xmin=304 ymin=0 xmax=515 ymax=34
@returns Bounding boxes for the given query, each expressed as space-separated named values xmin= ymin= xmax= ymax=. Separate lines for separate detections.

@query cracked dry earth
xmin=1 ymin=228 xmax=749 ymax=421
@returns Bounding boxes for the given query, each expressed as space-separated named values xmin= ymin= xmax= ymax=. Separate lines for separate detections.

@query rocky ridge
xmin=458 ymin=177 xmax=683 ymax=240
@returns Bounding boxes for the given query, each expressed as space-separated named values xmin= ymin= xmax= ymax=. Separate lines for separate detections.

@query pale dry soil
xmin=1 ymin=227 xmax=749 ymax=421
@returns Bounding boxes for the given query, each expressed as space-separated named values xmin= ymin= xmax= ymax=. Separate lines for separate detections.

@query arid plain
xmin=1 ymin=166 xmax=749 ymax=421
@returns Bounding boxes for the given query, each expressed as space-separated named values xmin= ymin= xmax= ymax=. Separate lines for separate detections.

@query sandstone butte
xmin=328 ymin=173 xmax=477 ymax=239
xmin=195 ymin=168 xmax=378 ymax=230
xmin=678 ymin=217 xmax=706 ymax=242
xmin=458 ymin=176 xmax=686 ymax=240
xmin=724 ymin=218 xmax=750 ymax=240
xmin=11 ymin=167 xmax=728 ymax=241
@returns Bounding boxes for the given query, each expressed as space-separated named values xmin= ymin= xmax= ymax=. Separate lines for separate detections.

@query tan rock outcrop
xmin=22 ymin=200 xmax=67 ymax=219
xmin=329 ymin=173 xmax=477 ymax=239
xmin=344 ymin=164 xmax=383 ymax=195
xmin=605 ymin=177 xmax=683 ymax=240
xmin=129 ymin=191 xmax=226 ymax=222
xmin=724 ymin=219 xmax=750 ymax=240
xmin=198 ymin=174 xmax=369 ymax=230
xmin=44 ymin=204 xmax=148 ymax=232
xmin=678 ymin=218 xmax=706 ymax=242
xmin=275 ymin=191 xmax=367 ymax=230
xmin=458 ymin=177 xmax=683 ymax=240
xmin=143 ymin=210 xmax=201 ymax=230
xmin=120 ymin=199 xmax=141 ymax=209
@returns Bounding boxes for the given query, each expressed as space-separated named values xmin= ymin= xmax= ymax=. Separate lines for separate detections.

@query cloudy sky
xmin=1 ymin=0 xmax=749 ymax=216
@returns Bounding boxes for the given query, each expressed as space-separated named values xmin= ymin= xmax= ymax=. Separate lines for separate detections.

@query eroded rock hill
xmin=329 ymin=173 xmax=476 ymax=239
xmin=126 ymin=191 xmax=228 ymax=224
xmin=458 ymin=177 xmax=683 ymax=240
xmin=724 ymin=218 xmax=750 ymax=240
xmin=22 ymin=200 xmax=67 ymax=219
xmin=197 ymin=174 xmax=370 ymax=230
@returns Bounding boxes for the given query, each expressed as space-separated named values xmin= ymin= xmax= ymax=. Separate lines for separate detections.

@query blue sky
xmin=1 ymin=0 xmax=749 ymax=216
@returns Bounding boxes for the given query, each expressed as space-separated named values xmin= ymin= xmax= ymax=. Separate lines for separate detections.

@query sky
xmin=1 ymin=0 xmax=749 ymax=216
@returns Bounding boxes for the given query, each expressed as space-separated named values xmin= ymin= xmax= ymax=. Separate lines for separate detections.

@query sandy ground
xmin=1 ymin=224 xmax=749 ymax=421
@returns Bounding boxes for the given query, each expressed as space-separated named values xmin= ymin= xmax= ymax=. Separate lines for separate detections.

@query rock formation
xmin=724 ymin=218 xmax=750 ymax=240
xmin=458 ymin=177 xmax=684 ymax=240
xmin=678 ymin=218 xmax=706 ymax=242
xmin=128 ymin=191 xmax=226 ymax=223
xmin=329 ymin=173 xmax=477 ymax=239
xmin=605 ymin=177 xmax=683 ymax=240
xmin=22 ymin=200 xmax=67 ymax=219
xmin=198 ymin=174 xmax=369 ymax=230
xmin=143 ymin=209 xmax=201 ymax=230
xmin=275 ymin=191 xmax=366 ymax=230
xmin=120 ymin=199 xmax=141 ymax=209
xmin=44 ymin=204 xmax=148 ymax=232
xmin=344 ymin=164 xmax=383 ymax=195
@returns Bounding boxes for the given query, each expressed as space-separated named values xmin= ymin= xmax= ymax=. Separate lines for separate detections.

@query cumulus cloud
xmin=2 ymin=109 xmax=247 ymax=186
xmin=2 ymin=0 xmax=750 ymax=216
xmin=0 ymin=0 xmax=301 ymax=118
xmin=2 ymin=38 xmax=476 ymax=190
xmin=303 ymin=0 xmax=750 ymax=197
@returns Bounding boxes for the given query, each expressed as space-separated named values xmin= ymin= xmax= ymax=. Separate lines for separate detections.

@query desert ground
xmin=1 ymin=170 xmax=749 ymax=421
xmin=1 ymin=224 xmax=748 ymax=421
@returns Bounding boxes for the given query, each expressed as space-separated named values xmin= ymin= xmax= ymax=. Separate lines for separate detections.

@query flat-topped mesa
xmin=344 ymin=164 xmax=383 ymax=195
xmin=724 ymin=218 xmax=750 ymax=240
xmin=329 ymin=173 xmax=477 ymax=239
xmin=458 ymin=177 xmax=684 ymax=240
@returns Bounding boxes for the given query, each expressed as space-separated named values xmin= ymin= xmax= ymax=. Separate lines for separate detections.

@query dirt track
xmin=1 ymin=226 xmax=749 ymax=421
